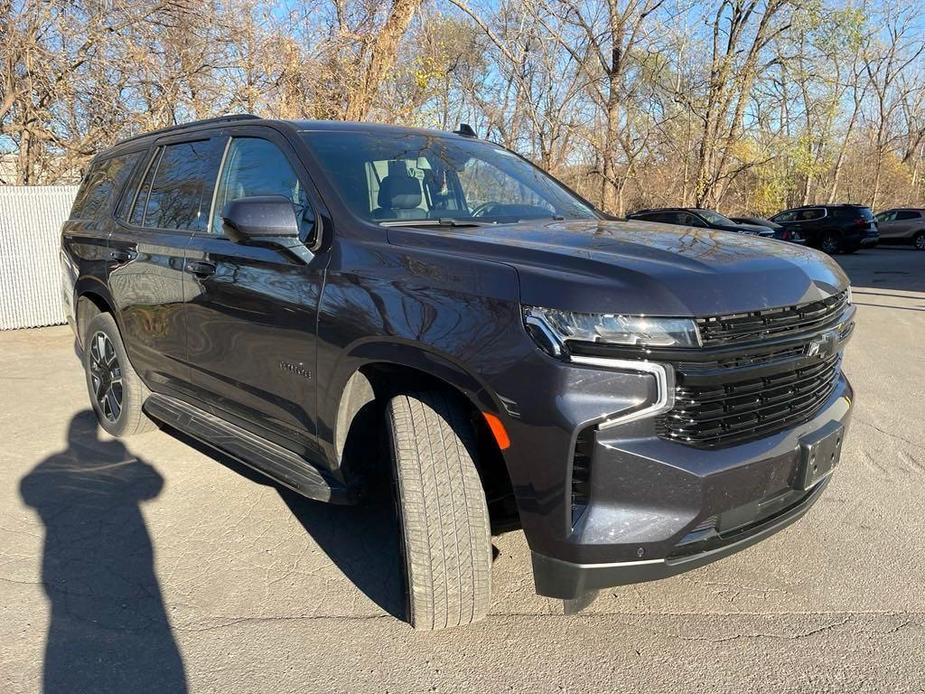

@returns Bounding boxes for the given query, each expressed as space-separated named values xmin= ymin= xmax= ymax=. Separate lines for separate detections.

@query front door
xmin=183 ymin=132 xmax=328 ymax=457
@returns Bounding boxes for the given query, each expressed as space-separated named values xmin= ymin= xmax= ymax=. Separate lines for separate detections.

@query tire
xmin=386 ymin=391 xmax=492 ymax=630
xmin=82 ymin=312 xmax=157 ymax=437
xmin=820 ymin=232 xmax=841 ymax=255
xmin=914 ymin=231 xmax=925 ymax=251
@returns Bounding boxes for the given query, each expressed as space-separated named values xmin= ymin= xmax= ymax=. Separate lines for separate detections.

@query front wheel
xmin=386 ymin=391 xmax=492 ymax=630
xmin=82 ymin=312 xmax=156 ymax=437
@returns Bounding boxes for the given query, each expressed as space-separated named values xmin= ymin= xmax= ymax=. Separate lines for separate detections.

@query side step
xmin=144 ymin=393 xmax=355 ymax=504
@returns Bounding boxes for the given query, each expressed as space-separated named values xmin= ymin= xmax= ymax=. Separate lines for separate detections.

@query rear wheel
xmin=386 ymin=391 xmax=492 ymax=630
xmin=820 ymin=232 xmax=841 ymax=255
xmin=82 ymin=312 xmax=156 ymax=437
xmin=914 ymin=231 xmax=925 ymax=251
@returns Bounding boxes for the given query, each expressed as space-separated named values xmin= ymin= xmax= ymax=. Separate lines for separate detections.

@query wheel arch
xmin=328 ymin=342 xmax=518 ymax=531
xmin=74 ymin=279 xmax=117 ymax=348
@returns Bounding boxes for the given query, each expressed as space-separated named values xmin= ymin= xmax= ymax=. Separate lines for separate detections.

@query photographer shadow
xmin=20 ymin=410 xmax=186 ymax=694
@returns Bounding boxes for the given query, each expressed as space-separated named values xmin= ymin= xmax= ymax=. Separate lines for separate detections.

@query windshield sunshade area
xmin=301 ymin=131 xmax=598 ymax=225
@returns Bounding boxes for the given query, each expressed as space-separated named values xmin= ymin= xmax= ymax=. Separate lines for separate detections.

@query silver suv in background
xmin=874 ymin=209 xmax=925 ymax=250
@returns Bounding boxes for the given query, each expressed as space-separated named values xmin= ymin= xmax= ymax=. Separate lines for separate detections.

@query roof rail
xmin=114 ymin=114 xmax=260 ymax=147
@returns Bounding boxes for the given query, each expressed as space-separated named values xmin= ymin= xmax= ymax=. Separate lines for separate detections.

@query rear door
xmin=182 ymin=126 xmax=329 ymax=457
xmin=108 ymin=134 xmax=224 ymax=401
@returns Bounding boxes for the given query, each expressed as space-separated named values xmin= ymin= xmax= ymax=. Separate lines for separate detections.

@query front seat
xmin=372 ymin=175 xmax=427 ymax=220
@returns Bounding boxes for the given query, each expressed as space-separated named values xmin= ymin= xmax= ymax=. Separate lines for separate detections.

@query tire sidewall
xmin=83 ymin=313 xmax=144 ymax=437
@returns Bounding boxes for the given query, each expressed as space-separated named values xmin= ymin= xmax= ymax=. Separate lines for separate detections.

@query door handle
xmin=185 ymin=260 xmax=216 ymax=277
xmin=109 ymin=248 xmax=137 ymax=263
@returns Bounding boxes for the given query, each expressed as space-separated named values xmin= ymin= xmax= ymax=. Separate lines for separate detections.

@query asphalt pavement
xmin=1 ymin=247 xmax=923 ymax=693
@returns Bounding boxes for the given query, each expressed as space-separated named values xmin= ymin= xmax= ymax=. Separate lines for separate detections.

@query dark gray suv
xmin=61 ymin=116 xmax=855 ymax=629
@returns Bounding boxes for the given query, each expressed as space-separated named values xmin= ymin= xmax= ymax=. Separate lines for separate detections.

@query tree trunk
xmin=344 ymin=0 xmax=424 ymax=120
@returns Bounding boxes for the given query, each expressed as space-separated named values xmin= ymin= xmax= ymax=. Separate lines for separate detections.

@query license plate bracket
xmin=798 ymin=420 xmax=844 ymax=490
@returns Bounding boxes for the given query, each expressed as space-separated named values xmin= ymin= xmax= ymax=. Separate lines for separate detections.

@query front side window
xmin=302 ymin=131 xmax=597 ymax=225
xmin=771 ymin=210 xmax=796 ymax=223
xmin=211 ymin=138 xmax=314 ymax=236
xmin=679 ymin=212 xmax=707 ymax=227
xmin=142 ymin=141 xmax=213 ymax=230
xmin=71 ymin=152 xmax=140 ymax=221
xmin=875 ymin=210 xmax=897 ymax=222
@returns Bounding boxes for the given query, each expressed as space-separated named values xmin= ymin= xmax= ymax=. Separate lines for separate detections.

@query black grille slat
xmin=661 ymin=354 xmax=840 ymax=447
xmin=696 ymin=291 xmax=848 ymax=347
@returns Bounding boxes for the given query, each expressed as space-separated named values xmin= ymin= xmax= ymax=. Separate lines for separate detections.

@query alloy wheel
xmin=915 ymin=233 xmax=925 ymax=250
xmin=820 ymin=234 xmax=839 ymax=254
xmin=88 ymin=331 xmax=123 ymax=423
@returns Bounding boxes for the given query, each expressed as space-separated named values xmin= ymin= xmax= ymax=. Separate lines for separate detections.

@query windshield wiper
xmin=379 ymin=218 xmax=493 ymax=227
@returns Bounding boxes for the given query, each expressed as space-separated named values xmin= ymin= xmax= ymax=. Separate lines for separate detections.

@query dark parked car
xmin=770 ymin=204 xmax=879 ymax=254
xmin=626 ymin=207 xmax=775 ymax=237
xmin=729 ymin=215 xmax=805 ymax=244
xmin=61 ymin=116 xmax=855 ymax=629
xmin=873 ymin=208 xmax=925 ymax=250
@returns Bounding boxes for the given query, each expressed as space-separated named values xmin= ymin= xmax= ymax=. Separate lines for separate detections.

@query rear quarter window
xmin=70 ymin=152 xmax=141 ymax=221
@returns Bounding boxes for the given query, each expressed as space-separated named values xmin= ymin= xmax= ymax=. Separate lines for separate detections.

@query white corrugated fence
xmin=0 ymin=186 xmax=78 ymax=330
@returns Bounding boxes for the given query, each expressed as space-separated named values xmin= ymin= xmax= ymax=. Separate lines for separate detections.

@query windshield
xmin=301 ymin=131 xmax=597 ymax=224
xmin=697 ymin=209 xmax=736 ymax=226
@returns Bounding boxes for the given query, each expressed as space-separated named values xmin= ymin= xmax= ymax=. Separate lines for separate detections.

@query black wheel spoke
xmin=88 ymin=330 xmax=124 ymax=424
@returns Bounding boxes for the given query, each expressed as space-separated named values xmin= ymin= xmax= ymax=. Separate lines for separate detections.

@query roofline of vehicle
xmin=101 ymin=116 xmax=485 ymax=159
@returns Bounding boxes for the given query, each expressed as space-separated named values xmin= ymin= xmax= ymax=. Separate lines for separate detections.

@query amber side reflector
xmin=482 ymin=412 xmax=511 ymax=450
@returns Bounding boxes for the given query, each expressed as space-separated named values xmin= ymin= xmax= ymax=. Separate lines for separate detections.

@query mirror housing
xmin=221 ymin=195 xmax=300 ymax=242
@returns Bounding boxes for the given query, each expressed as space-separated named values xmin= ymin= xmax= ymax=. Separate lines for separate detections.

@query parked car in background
xmin=874 ymin=208 xmax=925 ymax=250
xmin=729 ymin=215 xmax=805 ymax=244
xmin=770 ymin=204 xmax=879 ymax=254
xmin=62 ymin=115 xmax=856 ymax=630
xmin=626 ymin=208 xmax=775 ymax=237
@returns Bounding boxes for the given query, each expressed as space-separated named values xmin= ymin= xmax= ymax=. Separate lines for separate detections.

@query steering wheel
xmin=471 ymin=202 xmax=499 ymax=218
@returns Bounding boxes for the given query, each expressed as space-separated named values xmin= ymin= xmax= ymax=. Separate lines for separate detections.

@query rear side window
xmin=71 ymin=153 xmax=140 ymax=221
xmin=142 ymin=141 xmax=213 ymax=230
xmin=896 ymin=210 xmax=920 ymax=221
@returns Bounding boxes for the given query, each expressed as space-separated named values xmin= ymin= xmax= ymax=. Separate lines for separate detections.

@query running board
xmin=144 ymin=393 xmax=354 ymax=504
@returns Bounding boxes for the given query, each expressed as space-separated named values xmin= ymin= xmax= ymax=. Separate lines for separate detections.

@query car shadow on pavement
xmin=19 ymin=411 xmax=187 ymax=694
xmin=166 ymin=427 xmax=406 ymax=622
xmin=837 ymin=248 xmax=925 ymax=294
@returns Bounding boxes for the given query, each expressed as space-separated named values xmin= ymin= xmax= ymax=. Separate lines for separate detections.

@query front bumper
xmin=521 ymin=372 xmax=852 ymax=599
xmin=533 ymin=474 xmax=830 ymax=599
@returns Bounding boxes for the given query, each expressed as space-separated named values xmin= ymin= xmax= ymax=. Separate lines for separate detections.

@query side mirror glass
xmin=221 ymin=195 xmax=300 ymax=242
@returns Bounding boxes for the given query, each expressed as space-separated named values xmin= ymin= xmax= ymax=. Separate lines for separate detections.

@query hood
xmin=386 ymin=219 xmax=848 ymax=317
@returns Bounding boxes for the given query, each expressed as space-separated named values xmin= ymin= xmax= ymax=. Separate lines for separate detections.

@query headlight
xmin=523 ymin=306 xmax=701 ymax=356
xmin=847 ymin=286 xmax=852 ymax=305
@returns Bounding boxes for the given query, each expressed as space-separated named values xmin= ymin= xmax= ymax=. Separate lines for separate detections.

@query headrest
xmin=378 ymin=175 xmax=422 ymax=210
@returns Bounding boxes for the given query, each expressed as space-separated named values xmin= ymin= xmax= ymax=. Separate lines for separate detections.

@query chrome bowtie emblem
xmin=807 ymin=330 xmax=838 ymax=358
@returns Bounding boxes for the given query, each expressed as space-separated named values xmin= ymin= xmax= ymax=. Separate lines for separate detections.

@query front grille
xmin=696 ymin=291 xmax=848 ymax=347
xmin=660 ymin=353 xmax=841 ymax=448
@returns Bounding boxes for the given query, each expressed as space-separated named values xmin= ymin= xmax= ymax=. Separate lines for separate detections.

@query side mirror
xmin=221 ymin=195 xmax=299 ymax=242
